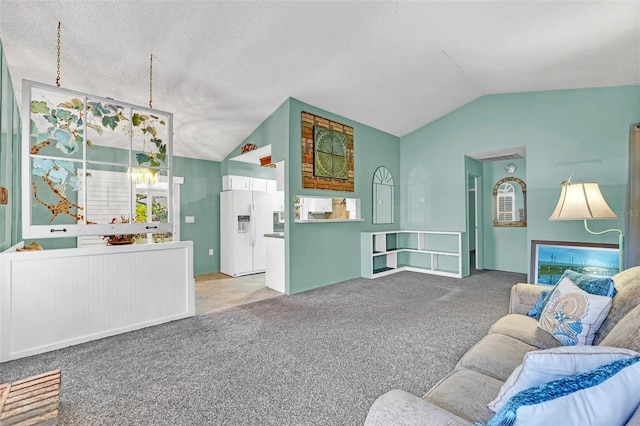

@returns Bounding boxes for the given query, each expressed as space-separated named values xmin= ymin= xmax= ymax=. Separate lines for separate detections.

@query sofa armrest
xmin=509 ymin=283 xmax=546 ymax=315
xmin=364 ymin=390 xmax=472 ymax=426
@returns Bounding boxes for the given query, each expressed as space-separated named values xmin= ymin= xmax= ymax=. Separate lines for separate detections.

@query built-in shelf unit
xmin=361 ymin=230 xmax=462 ymax=279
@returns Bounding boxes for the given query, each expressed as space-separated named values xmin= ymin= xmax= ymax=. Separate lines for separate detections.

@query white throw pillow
xmin=496 ymin=357 xmax=640 ymax=426
xmin=488 ymin=346 xmax=639 ymax=412
xmin=537 ymin=276 xmax=612 ymax=346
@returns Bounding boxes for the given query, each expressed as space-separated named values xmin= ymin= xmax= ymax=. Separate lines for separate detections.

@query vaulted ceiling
xmin=1 ymin=1 xmax=639 ymax=162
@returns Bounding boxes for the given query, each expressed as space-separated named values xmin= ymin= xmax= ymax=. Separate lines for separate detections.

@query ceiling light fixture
xmin=128 ymin=53 xmax=159 ymax=185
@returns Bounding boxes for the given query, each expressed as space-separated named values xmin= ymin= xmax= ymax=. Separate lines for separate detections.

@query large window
xmin=22 ymin=81 xmax=173 ymax=239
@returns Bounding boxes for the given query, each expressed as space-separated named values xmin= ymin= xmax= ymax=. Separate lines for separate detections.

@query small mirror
xmin=493 ymin=177 xmax=526 ymax=227
xmin=373 ymin=166 xmax=394 ymax=224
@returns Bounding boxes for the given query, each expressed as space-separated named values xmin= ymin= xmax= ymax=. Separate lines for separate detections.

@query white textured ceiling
xmin=1 ymin=1 xmax=639 ymax=162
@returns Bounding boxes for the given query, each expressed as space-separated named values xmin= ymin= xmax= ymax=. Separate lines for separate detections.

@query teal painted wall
xmin=401 ymin=87 xmax=639 ymax=278
xmin=482 ymin=158 xmax=527 ymax=273
xmin=225 ymin=99 xmax=399 ymax=294
xmin=0 ymin=39 xmax=21 ymax=251
xmin=174 ymin=156 xmax=221 ymax=275
xmin=287 ymin=98 xmax=400 ymax=294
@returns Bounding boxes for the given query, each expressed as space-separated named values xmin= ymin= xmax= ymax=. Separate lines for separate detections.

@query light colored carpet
xmin=0 ymin=270 xmax=524 ymax=425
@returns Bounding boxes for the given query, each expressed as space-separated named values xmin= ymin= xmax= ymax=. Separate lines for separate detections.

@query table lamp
xmin=548 ymin=178 xmax=624 ymax=272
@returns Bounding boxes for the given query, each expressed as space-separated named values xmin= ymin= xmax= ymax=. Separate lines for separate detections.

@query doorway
xmin=466 ymin=146 xmax=527 ymax=273
xmin=468 ymin=173 xmax=482 ymax=272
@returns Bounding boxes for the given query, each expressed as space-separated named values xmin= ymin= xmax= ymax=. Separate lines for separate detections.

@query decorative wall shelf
xmin=229 ymin=144 xmax=271 ymax=165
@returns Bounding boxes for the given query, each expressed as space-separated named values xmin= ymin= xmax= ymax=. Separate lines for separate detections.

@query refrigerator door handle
xmin=250 ymin=201 xmax=256 ymax=247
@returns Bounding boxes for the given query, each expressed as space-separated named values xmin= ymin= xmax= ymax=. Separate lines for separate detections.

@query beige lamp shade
xmin=549 ymin=182 xmax=617 ymax=220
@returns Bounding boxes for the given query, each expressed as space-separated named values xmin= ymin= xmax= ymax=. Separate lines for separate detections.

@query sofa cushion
xmin=593 ymin=267 xmax=640 ymax=344
xmin=424 ymin=369 xmax=502 ymax=424
xmin=599 ymin=303 xmax=640 ymax=353
xmin=364 ymin=390 xmax=472 ymax=426
xmin=486 ymin=357 xmax=640 ymax=426
xmin=456 ymin=334 xmax=538 ymax=381
xmin=490 ymin=314 xmax=561 ymax=350
xmin=538 ymin=276 xmax=612 ymax=346
xmin=487 ymin=345 xmax=639 ymax=412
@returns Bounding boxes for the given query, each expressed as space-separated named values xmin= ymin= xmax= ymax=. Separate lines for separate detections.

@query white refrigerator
xmin=220 ymin=190 xmax=273 ymax=277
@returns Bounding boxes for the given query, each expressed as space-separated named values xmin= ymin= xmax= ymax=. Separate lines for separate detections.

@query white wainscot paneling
xmin=0 ymin=241 xmax=194 ymax=362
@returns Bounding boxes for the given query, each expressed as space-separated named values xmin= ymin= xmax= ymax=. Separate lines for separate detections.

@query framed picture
xmin=530 ymin=240 xmax=619 ymax=285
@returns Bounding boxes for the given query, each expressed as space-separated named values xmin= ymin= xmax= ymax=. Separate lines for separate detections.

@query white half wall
xmin=0 ymin=241 xmax=194 ymax=362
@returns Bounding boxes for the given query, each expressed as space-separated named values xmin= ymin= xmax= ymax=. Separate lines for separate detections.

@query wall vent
xmin=467 ymin=146 xmax=526 ymax=162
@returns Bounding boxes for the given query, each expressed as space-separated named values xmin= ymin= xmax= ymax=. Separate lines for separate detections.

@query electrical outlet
xmin=208 ymin=249 xmax=214 ymax=256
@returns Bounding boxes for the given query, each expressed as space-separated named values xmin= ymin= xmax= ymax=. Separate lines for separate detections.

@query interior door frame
xmin=468 ymin=173 xmax=483 ymax=270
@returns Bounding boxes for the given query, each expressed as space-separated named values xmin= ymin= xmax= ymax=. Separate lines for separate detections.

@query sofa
xmin=365 ymin=266 xmax=640 ymax=425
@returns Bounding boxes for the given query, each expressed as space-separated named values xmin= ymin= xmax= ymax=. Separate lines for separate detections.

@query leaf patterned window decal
xmin=23 ymin=80 xmax=173 ymax=238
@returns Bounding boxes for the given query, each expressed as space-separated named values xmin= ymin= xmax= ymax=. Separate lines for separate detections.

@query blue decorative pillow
xmin=530 ymin=269 xmax=615 ymax=320
xmin=527 ymin=290 xmax=550 ymax=319
xmin=562 ymin=269 xmax=616 ymax=297
xmin=485 ymin=356 xmax=640 ymax=426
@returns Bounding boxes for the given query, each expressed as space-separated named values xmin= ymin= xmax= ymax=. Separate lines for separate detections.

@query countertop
xmin=264 ymin=232 xmax=285 ymax=239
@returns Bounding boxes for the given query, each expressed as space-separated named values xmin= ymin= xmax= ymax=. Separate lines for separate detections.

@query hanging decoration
xmin=241 ymin=143 xmax=257 ymax=153
xmin=55 ymin=22 xmax=61 ymax=87
xmin=128 ymin=53 xmax=163 ymax=185
xmin=24 ymin=27 xmax=171 ymax=238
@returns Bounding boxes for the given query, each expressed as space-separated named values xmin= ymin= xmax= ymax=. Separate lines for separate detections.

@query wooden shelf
xmin=229 ymin=144 xmax=271 ymax=165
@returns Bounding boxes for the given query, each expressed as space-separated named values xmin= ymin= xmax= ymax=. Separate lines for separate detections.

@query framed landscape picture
xmin=530 ymin=240 xmax=620 ymax=285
